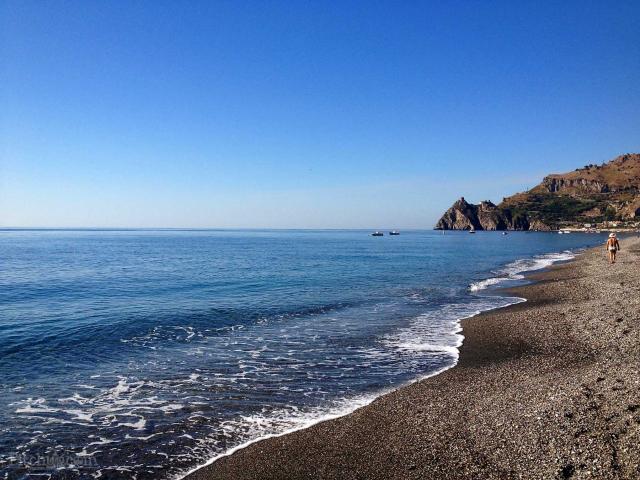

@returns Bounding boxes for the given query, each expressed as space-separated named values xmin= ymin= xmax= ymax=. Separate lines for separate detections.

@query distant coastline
xmin=435 ymin=153 xmax=640 ymax=232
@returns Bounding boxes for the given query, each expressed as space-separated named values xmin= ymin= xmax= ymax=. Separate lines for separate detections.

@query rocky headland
xmin=435 ymin=153 xmax=640 ymax=231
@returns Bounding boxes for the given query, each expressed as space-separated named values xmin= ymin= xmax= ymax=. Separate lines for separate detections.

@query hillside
xmin=435 ymin=153 xmax=640 ymax=230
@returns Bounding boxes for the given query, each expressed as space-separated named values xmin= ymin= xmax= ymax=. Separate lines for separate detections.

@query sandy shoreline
xmin=185 ymin=239 xmax=640 ymax=480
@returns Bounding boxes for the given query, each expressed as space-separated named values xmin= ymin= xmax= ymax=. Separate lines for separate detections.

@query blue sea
xmin=0 ymin=229 xmax=606 ymax=479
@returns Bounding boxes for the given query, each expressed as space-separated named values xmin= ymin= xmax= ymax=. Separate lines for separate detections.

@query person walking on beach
xmin=606 ymin=233 xmax=620 ymax=264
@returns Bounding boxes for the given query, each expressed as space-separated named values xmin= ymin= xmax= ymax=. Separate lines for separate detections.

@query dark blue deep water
xmin=0 ymin=229 xmax=606 ymax=479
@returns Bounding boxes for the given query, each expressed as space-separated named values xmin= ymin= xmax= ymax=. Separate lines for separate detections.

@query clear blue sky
xmin=1 ymin=1 xmax=639 ymax=228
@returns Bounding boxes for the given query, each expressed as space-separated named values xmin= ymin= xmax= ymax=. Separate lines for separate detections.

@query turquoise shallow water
xmin=0 ymin=229 xmax=606 ymax=479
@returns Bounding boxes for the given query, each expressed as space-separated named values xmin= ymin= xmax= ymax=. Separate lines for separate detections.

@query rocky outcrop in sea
xmin=434 ymin=198 xmax=550 ymax=231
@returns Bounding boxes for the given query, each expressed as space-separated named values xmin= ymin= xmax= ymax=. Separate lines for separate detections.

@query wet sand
xmin=185 ymin=239 xmax=640 ymax=480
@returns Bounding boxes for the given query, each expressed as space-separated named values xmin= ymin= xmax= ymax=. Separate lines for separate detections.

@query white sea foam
xmin=113 ymin=416 xmax=146 ymax=430
xmin=380 ymin=305 xmax=466 ymax=359
xmin=469 ymin=250 xmax=575 ymax=292
xmin=12 ymin=376 xmax=186 ymax=440
xmin=87 ymin=437 xmax=117 ymax=446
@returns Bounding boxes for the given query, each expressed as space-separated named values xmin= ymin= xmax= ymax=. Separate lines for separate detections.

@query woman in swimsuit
xmin=606 ymin=233 xmax=620 ymax=264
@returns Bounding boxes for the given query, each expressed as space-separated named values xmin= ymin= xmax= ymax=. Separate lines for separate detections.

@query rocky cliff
xmin=435 ymin=153 xmax=640 ymax=230
xmin=434 ymin=198 xmax=498 ymax=230
xmin=434 ymin=198 xmax=547 ymax=231
xmin=540 ymin=153 xmax=640 ymax=195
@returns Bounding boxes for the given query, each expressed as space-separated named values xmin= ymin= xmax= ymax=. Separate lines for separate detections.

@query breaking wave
xmin=469 ymin=250 xmax=575 ymax=292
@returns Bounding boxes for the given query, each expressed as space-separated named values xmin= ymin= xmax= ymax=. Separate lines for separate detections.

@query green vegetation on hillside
xmin=503 ymin=194 xmax=604 ymax=227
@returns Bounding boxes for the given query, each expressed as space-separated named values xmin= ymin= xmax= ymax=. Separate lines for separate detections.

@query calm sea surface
xmin=0 ymin=229 xmax=606 ymax=479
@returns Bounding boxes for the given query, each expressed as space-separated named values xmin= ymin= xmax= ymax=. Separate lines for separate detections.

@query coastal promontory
xmin=435 ymin=153 xmax=640 ymax=231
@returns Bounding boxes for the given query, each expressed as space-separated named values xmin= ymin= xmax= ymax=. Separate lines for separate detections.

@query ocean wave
xmin=380 ymin=304 xmax=466 ymax=359
xmin=10 ymin=376 xmax=189 ymax=434
xmin=380 ymin=295 xmax=526 ymax=358
xmin=119 ymin=301 xmax=359 ymax=349
xmin=469 ymin=250 xmax=575 ymax=292
xmin=2 ymin=302 xmax=360 ymax=365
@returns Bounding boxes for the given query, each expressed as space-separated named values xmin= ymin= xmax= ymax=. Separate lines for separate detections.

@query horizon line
xmin=0 ymin=226 xmax=435 ymax=231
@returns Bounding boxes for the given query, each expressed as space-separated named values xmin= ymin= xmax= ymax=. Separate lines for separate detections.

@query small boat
xmin=469 ymin=227 xmax=476 ymax=234
xmin=389 ymin=231 xmax=400 ymax=236
xmin=502 ymin=231 xmax=508 ymax=235
xmin=371 ymin=231 xmax=384 ymax=237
